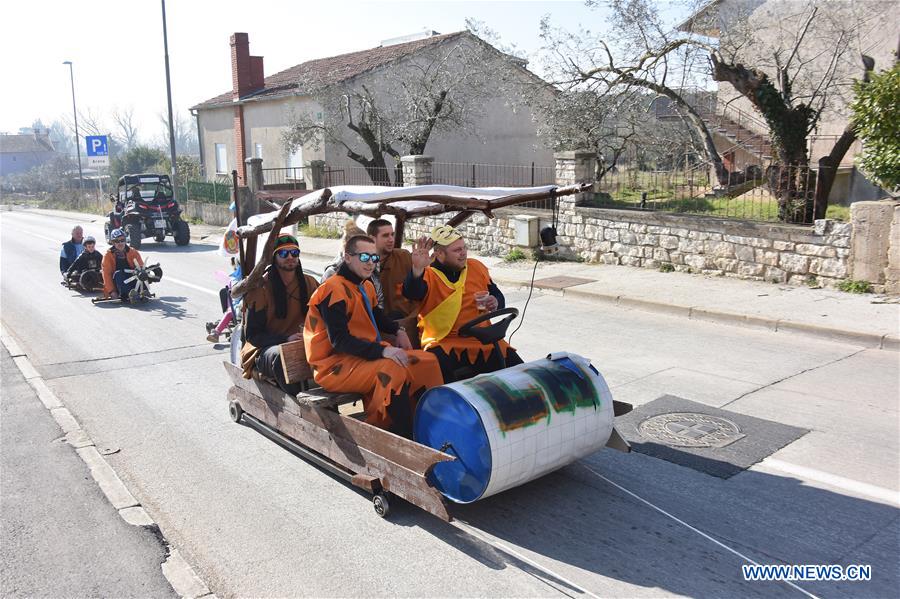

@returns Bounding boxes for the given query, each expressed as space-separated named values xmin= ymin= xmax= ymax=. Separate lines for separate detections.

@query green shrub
xmin=299 ymin=224 xmax=341 ymax=239
xmin=504 ymin=247 xmax=529 ymax=262
xmin=837 ymin=279 xmax=873 ymax=294
xmin=851 ymin=63 xmax=900 ymax=190
xmin=659 ymin=263 xmax=675 ymax=273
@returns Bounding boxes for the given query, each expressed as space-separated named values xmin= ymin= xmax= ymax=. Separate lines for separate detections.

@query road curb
xmin=0 ymin=324 xmax=216 ymax=599
xmin=491 ymin=275 xmax=896 ymax=351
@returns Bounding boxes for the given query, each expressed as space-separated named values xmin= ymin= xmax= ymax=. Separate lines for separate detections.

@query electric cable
xmin=507 ymin=249 xmax=540 ymax=346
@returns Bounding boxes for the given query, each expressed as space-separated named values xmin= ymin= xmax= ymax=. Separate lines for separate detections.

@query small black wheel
xmin=373 ymin=493 xmax=390 ymax=518
xmin=154 ymin=233 xmax=165 ymax=242
xmin=228 ymin=400 xmax=243 ymax=423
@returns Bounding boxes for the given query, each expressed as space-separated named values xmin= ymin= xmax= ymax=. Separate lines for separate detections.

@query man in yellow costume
xmin=403 ymin=225 xmax=524 ymax=383
xmin=304 ymin=235 xmax=443 ymax=435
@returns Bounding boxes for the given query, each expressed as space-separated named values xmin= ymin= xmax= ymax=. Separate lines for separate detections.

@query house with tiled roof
xmin=190 ymin=31 xmax=553 ymax=185
xmin=0 ymin=130 xmax=57 ymax=177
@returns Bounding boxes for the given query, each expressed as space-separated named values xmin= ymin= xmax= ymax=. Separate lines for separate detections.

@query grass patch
xmin=825 ymin=204 xmax=850 ymax=221
xmin=659 ymin=263 xmax=675 ymax=273
xmin=187 ymin=216 xmax=203 ymax=225
xmin=503 ymin=247 xmax=530 ymax=262
xmin=299 ymin=224 xmax=341 ymax=239
xmin=837 ymin=279 xmax=873 ymax=294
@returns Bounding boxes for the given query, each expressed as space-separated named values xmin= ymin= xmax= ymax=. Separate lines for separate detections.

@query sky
xmin=0 ymin=0 xmax=690 ymax=145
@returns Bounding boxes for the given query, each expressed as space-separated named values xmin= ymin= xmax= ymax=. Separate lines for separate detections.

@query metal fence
xmin=176 ymin=178 xmax=233 ymax=204
xmin=431 ymin=162 xmax=557 ymax=209
xmin=262 ymin=167 xmax=309 ymax=190
xmin=583 ymin=164 xmax=825 ymax=223
xmin=321 ymin=166 xmax=402 ymax=187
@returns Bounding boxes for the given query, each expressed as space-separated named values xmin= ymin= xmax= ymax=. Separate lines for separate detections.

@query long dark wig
xmin=267 ymin=260 xmax=309 ymax=319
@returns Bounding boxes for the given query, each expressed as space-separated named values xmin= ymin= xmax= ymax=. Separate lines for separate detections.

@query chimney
xmin=230 ymin=32 xmax=265 ymax=100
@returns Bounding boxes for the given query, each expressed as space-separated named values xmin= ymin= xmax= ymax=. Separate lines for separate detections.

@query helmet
xmin=110 ymin=228 xmax=125 ymax=241
xmin=84 ymin=236 xmax=96 ymax=244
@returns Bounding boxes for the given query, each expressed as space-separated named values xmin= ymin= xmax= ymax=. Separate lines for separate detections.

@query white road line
xmin=164 ymin=276 xmax=218 ymax=296
xmin=758 ymin=458 xmax=900 ymax=507
xmin=451 ymin=519 xmax=600 ymax=599
xmin=580 ymin=464 xmax=820 ymax=599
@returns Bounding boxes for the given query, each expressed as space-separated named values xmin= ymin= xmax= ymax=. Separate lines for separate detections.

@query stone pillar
xmin=401 ymin=155 xmax=434 ymax=187
xmin=849 ymin=200 xmax=896 ymax=284
xmin=245 ymin=157 xmax=263 ymax=193
xmin=553 ymin=151 xmax=596 ymax=257
xmin=307 ymin=160 xmax=326 ymax=190
xmin=885 ymin=204 xmax=900 ymax=294
xmin=235 ymin=186 xmax=255 ymax=226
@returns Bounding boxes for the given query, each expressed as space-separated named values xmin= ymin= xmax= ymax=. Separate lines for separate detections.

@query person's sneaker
xmin=127 ymin=289 xmax=138 ymax=303
xmin=207 ymin=332 xmax=220 ymax=343
xmin=205 ymin=322 xmax=217 ymax=334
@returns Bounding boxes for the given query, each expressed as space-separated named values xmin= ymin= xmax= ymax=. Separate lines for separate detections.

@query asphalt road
xmin=1 ymin=206 xmax=897 ymax=598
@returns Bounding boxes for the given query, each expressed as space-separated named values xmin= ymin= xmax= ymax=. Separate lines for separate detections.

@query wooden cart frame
xmin=224 ymin=181 xmax=598 ymax=520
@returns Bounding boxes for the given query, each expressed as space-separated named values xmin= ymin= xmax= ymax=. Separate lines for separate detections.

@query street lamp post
xmin=161 ymin=0 xmax=177 ymax=184
xmin=62 ymin=61 xmax=84 ymax=192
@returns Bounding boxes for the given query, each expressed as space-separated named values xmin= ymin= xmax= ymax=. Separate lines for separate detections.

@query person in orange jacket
xmin=403 ymin=224 xmax=523 ymax=383
xmin=304 ymin=234 xmax=443 ymax=436
xmin=102 ymin=228 xmax=145 ymax=301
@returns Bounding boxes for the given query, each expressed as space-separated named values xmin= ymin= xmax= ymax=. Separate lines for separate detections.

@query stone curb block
xmin=558 ymin=286 xmax=621 ymax=307
xmin=75 ymin=446 xmax=139 ymax=510
xmin=774 ymin=321 xmax=884 ymax=348
xmin=12 ymin=356 xmax=40 ymax=380
xmin=881 ymin=335 xmax=900 ymax=351
xmin=120 ymin=506 xmax=155 ymax=527
xmin=28 ymin=377 xmax=63 ymax=410
xmin=162 ymin=549 xmax=212 ymax=599
xmin=0 ymin=329 xmax=25 ymax=356
xmin=619 ymin=296 xmax=693 ymax=318
xmin=690 ymin=308 xmax=778 ymax=332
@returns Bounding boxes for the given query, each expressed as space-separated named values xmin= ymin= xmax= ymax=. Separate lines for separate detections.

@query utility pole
xmin=62 ymin=61 xmax=84 ymax=192
xmin=161 ymin=0 xmax=177 ymax=184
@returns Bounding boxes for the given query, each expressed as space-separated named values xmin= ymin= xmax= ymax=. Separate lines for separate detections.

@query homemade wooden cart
xmin=223 ymin=183 xmax=631 ymax=521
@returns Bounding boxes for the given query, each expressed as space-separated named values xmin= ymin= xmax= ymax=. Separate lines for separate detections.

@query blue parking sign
xmin=86 ymin=135 xmax=109 ymax=167
xmin=86 ymin=135 xmax=108 ymax=157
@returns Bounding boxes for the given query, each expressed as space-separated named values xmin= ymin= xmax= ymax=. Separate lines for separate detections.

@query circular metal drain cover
xmin=638 ymin=412 xmax=745 ymax=448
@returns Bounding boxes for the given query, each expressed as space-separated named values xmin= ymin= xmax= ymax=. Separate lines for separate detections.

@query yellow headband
xmin=431 ymin=224 xmax=461 ymax=246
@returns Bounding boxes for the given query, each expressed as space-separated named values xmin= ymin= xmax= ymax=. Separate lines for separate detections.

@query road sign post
xmin=86 ymin=135 xmax=110 ymax=168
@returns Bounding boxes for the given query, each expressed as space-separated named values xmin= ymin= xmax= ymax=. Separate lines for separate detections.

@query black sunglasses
xmin=275 ymin=248 xmax=300 ymax=258
xmin=348 ymin=252 xmax=379 ymax=264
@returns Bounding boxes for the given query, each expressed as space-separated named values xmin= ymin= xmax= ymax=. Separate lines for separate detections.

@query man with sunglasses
xmin=403 ymin=224 xmax=523 ymax=383
xmin=101 ymin=228 xmax=145 ymax=301
xmin=304 ymin=235 xmax=442 ymax=435
xmin=366 ymin=218 xmax=418 ymax=322
xmin=240 ymin=235 xmax=319 ymax=394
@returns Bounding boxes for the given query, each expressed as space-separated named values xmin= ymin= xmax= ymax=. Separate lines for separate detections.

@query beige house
xmin=679 ymin=0 xmax=899 ymax=201
xmin=190 ymin=31 xmax=553 ymax=186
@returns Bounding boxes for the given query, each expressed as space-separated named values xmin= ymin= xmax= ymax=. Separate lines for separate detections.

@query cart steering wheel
xmin=458 ymin=307 xmax=519 ymax=346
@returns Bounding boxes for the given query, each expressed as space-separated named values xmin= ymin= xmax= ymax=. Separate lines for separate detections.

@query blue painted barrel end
xmin=414 ymin=387 xmax=492 ymax=503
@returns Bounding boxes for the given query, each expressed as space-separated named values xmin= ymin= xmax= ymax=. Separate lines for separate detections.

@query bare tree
xmin=538 ymin=0 xmax=730 ymax=187
xmin=155 ymin=111 xmax=198 ymax=155
xmin=112 ymin=106 xmax=139 ymax=150
xmin=282 ymin=32 xmax=508 ymax=185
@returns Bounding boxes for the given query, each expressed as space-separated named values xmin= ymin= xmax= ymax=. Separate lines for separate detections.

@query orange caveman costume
xmin=403 ymin=225 xmax=524 ymax=383
xmin=304 ymin=261 xmax=442 ymax=435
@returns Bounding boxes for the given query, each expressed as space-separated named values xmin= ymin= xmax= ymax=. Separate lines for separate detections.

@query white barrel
xmin=413 ymin=352 xmax=615 ymax=503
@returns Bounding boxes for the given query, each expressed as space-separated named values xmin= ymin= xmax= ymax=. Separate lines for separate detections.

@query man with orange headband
xmin=304 ymin=235 xmax=442 ymax=435
xmin=403 ymin=224 xmax=523 ymax=383
xmin=240 ymin=234 xmax=319 ymax=394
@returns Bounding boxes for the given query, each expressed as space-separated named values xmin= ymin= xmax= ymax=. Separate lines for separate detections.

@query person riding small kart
xmin=100 ymin=228 xmax=163 ymax=303
xmin=63 ymin=236 xmax=103 ymax=291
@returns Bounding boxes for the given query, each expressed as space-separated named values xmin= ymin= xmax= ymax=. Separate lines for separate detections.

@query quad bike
xmin=92 ymin=263 xmax=163 ymax=304
xmin=107 ymin=174 xmax=190 ymax=249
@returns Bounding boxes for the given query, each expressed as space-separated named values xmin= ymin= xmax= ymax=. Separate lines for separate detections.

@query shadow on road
xmin=403 ymin=449 xmax=898 ymax=598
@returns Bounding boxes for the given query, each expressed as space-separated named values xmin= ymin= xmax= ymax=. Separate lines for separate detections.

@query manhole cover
xmin=638 ymin=412 xmax=746 ymax=448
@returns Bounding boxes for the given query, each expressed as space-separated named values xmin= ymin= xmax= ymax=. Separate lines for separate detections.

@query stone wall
xmin=307 ymin=150 xmax=896 ymax=290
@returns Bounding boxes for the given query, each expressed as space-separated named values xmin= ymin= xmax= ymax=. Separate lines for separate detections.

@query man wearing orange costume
xmin=403 ymin=225 xmax=524 ymax=383
xmin=303 ymin=235 xmax=442 ymax=435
